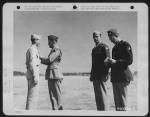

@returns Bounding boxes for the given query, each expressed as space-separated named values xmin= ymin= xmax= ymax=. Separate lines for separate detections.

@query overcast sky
xmin=14 ymin=11 xmax=137 ymax=73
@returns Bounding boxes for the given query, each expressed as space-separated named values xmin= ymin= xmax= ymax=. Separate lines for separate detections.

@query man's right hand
xmin=104 ymin=57 xmax=110 ymax=66
xmin=40 ymin=56 xmax=43 ymax=60
xmin=32 ymin=76 xmax=38 ymax=86
xmin=90 ymin=76 xmax=93 ymax=82
xmin=33 ymin=79 xmax=38 ymax=86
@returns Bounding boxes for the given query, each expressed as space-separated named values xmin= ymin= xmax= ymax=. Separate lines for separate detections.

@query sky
xmin=14 ymin=11 xmax=137 ymax=73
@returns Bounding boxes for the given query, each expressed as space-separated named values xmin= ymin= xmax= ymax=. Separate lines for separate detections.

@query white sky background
xmin=14 ymin=11 xmax=137 ymax=73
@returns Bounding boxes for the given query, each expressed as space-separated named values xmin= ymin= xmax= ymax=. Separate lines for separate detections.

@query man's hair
xmin=31 ymin=39 xmax=37 ymax=44
xmin=93 ymin=31 xmax=102 ymax=37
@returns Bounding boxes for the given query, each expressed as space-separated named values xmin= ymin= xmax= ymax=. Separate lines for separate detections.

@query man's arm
xmin=40 ymin=57 xmax=49 ymax=65
xmin=90 ymin=65 xmax=94 ymax=81
xmin=90 ymin=50 xmax=94 ymax=81
xmin=48 ymin=49 xmax=61 ymax=63
xmin=108 ymin=43 xmax=133 ymax=68
xmin=105 ymin=46 xmax=110 ymax=58
xmin=115 ymin=44 xmax=133 ymax=66
xmin=104 ymin=45 xmax=111 ymax=67
xmin=27 ymin=48 xmax=38 ymax=78
xmin=40 ymin=49 xmax=61 ymax=65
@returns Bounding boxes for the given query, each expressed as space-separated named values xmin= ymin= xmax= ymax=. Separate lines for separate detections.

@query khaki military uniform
xmin=25 ymin=44 xmax=40 ymax=110
xmin=41 ymin=46 xmax=63 ymax=110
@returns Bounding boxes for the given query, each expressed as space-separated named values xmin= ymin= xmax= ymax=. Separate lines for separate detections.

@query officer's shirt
xmin=112 ymin=40 xmax=133 ymax=71
xmin=26 ymin=44 xmax=40 ymax=78
xmin=40 ymin=46 xmax=62 ymax=80
xmin=41 ymin=46 xmax=62 ymax=67
xmin=91 ymin=43 xmax=110 ymax=79
xmin=110 ymin=40 xmax=133 ymax=82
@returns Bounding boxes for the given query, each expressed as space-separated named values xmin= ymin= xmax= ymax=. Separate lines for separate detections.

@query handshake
xmin=104 ymin=57 xmax=116 ymax=66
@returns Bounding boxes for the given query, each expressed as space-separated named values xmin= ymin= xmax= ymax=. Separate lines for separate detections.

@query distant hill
xmin=13 ymin=71 xmax=26 ymax=76
xmin=13 ymin=71 xmax=44 ymax=76
xmin=13 ymin=71 xmax=90 ymax=76
xmin=13 ymin=70 xmax=137 ymax=77
xmin=63 ymin=72 xmax=90 ymax=76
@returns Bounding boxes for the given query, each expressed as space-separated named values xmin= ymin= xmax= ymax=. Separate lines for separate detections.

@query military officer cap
xmin=31 ymin=34 xmax=41 ymax=40
xmin=48 ymin=35 xmax=59 ymax=41
xmin=107 ymin=29 xmax=119 ymax=37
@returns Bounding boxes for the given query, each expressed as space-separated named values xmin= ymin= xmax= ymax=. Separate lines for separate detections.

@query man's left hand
xmin=110 ymin=58 xmax=116 ymax=64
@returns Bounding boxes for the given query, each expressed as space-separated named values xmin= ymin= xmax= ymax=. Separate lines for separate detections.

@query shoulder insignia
xmin=105 ymin=47 xmax=109 ymax=50
xmin=127 ymin=47 xmax=131 ymax=51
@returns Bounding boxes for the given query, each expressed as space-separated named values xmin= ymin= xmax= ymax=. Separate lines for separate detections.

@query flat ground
xmin=13 ymin=75 xmax=137 ymax=110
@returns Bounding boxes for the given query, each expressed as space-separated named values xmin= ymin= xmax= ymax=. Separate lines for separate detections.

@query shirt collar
xmin=52 ymin=45 xmax=59 ymax=50
xmin=94 ymin=43 xmax=101 ymax=48
xmin=32 ymin=44 xmax=36 ymax=47
xmin=96 ymin=43 xmax=100 ymax=46
xmin=31 ymin=44 xmax=38 ymax=50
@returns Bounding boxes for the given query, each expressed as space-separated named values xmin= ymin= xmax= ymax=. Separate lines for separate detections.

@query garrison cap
xmin=31 ymin=34 xmax=41 ymax=40
xmin=107 ymin=29 xmax=119 ymax=37
xmin=48 ymin=35 xmax=59 ymax=41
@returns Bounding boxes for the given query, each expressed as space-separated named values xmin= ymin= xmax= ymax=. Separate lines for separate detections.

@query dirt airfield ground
xmin=13 ymin=75 xmax=137 ymax=111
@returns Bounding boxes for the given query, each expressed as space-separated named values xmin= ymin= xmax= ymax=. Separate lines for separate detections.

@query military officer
xmin=90 ymin=31 xmax=110 ymax=110
xmin=40 ymin=35 xmax=63 ymax=110
xmin=105 ymin=29 xmax=133 ymax=111
xmin=25 ymin=34 xmax=41 ymax=110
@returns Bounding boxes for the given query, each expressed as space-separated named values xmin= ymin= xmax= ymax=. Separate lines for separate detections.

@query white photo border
xmin=2 ymin=3 xmax=148 ymax=116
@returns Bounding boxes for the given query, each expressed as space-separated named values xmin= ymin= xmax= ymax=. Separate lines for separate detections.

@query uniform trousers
xmin=112 ymin=82 xmax=129 ymax=111
xmin=48 ymin=79 xmax=62 ymax=110
xmin=26 ymin=78 xmax=39 ymax=110
xmin=93 ymin=80 xmax=109 ymax=110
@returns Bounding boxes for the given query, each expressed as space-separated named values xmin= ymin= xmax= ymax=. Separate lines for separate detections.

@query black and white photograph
xmin=3 ymin=3 xmax=148 ymax=116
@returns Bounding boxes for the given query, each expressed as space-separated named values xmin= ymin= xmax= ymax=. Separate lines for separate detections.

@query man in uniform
xmin=25 ymin=34 xmax=41 ymax=110
xmin=90 ymin=31 xmax=110 ymax=110
xmin=105 ymin=29 xmax=133 ymax=111
xmin=40 ymin=35 xmax=63 ymax=110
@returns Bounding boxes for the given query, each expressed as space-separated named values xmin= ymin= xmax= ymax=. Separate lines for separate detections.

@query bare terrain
xmin=13 ymin=75 xmax=137 ymax=110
